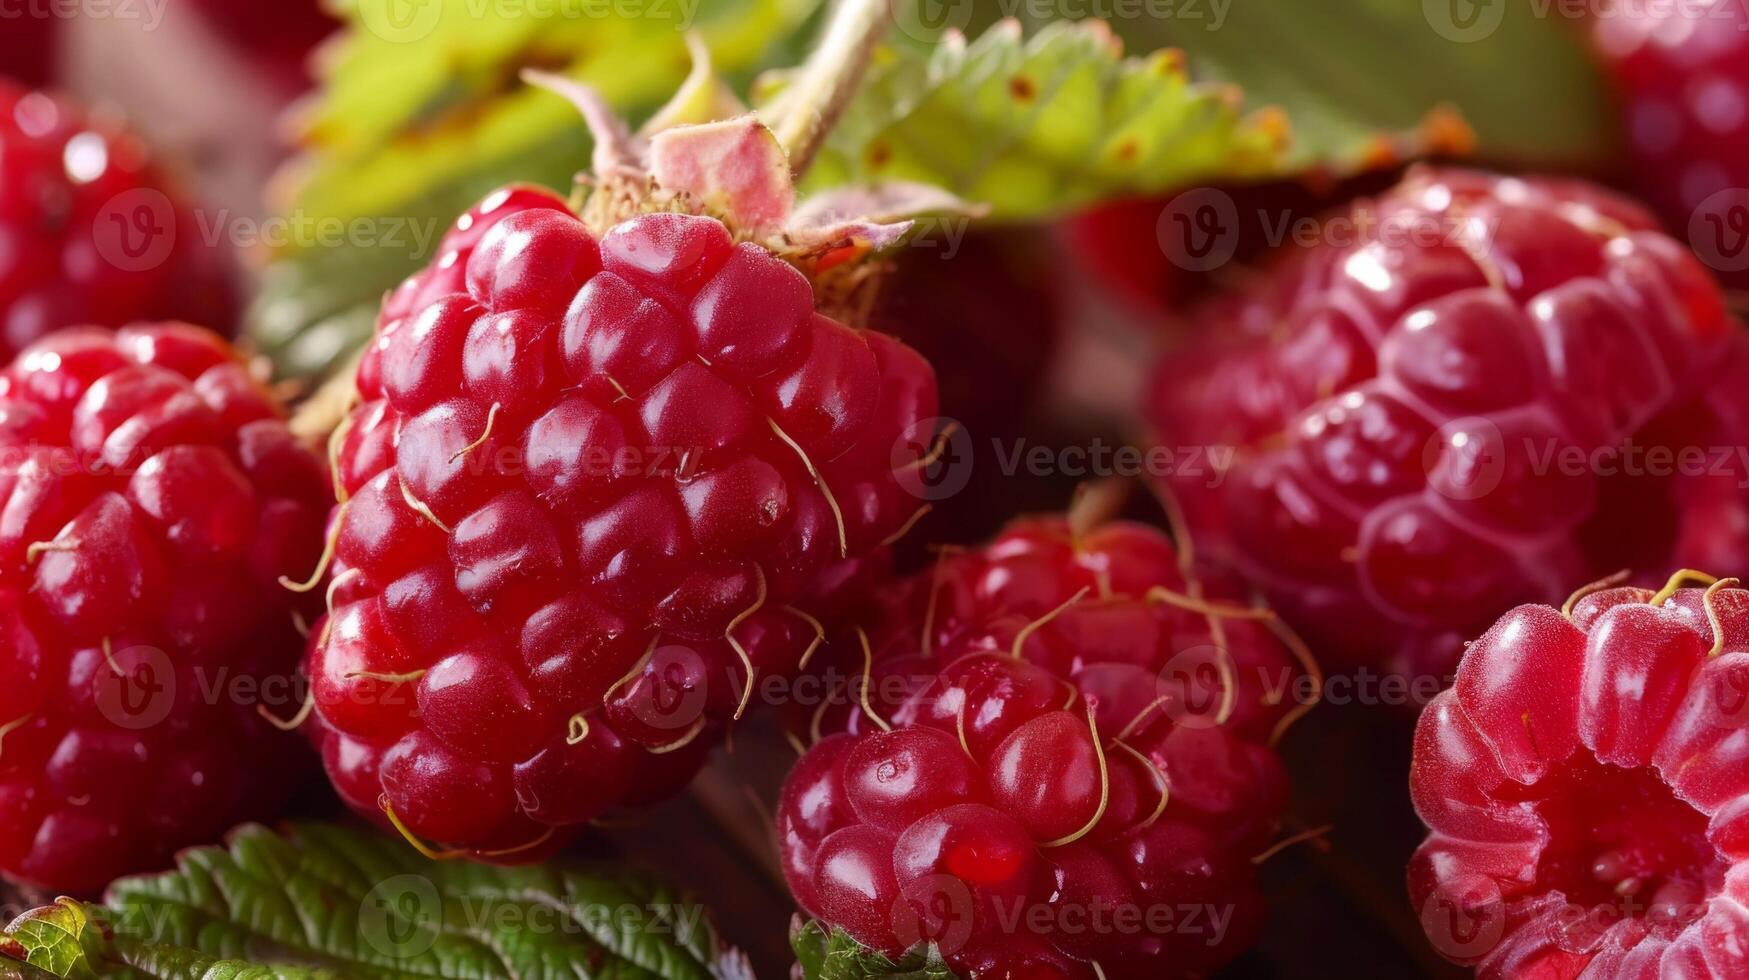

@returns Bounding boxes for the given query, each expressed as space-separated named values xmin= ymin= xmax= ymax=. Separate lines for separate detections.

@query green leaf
xmin=1 ymin=899 xmax=334 ymax=979
xmin=773 ymin=19 xmax=1289 ymax=222
xmin=249 ymin=0 xmax=823 ymax=378
xmin=290 ymin=0 xmax=821 ymax=235
xmin=1076 ymin=0 xmax=1615 ymax=172
xmin=1 ymin=901 xmax=103 ymax=978
xmin=252 ymin=14 xmax=1292 ymax=378
xmin=789 ymin=921 xmax=954 ymax=980
xmin=1 ymin=823 xmax=745 ymax=980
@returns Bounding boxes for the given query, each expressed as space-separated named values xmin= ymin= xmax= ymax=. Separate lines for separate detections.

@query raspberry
xmin=1593 ymin=0 xmax=1749 ymax=287
xmin=305 ymin=97 xmax=940 ymax=858
xmin=1145 ymin=167 xmax=1738 ymax=677
xmin=0 ymin=83 xmax=236 ymax=362
xmin=779 ymin=513 xmax=1304 ymax=978
xmin=0 ymin=323 xmax=326 ymax=894
xmin=1409 ymin=572 xmax=1749 ymax=976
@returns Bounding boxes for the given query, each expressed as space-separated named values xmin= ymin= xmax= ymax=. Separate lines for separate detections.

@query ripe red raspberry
xmin=1593 ymin=0 xmax=1749 ymax=286
xmin=305 ymin=98 xmax=941 ymax=858
xmin=1409 ymin=573 xmax=1749 ymax=976
xmin=1145 ymin=167 xmax=1738 ymax=678
xmin=779 ymin=513 xmax=1307 ymax=978
xmin=0 ymin=323 xmax=326 ymax=894
xmin=0 ymin=83 xmax=236 ymax=362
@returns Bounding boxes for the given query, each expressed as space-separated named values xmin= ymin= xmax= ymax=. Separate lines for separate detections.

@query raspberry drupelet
xmin=779 ymin=504 xmax=1314 ymax=979
xmin=1146 ymin=167 xmax=1740 ymax=678
xmin=1410 ymin=571 xmax=1749 ymax=977
xmin=302 ymin=73 xmax=943 ymax=858
xmin=0 ymin=324 xmax=326 ymax=894
xmin=0 ymin=83 xmax=236 ymax=361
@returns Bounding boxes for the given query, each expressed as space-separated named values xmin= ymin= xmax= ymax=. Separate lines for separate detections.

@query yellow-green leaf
xmin=777 ymin=19 xmax=1289 ymax=220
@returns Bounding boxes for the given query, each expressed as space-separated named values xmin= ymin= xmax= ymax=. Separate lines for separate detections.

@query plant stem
xmin=1067 ymin=477 xmax=1135 ymax=538
xmin=772 ymin=0 xmax=893 ymax=179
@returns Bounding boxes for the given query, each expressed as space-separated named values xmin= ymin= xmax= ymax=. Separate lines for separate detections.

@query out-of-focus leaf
xmin=1067 ymin=0 xmax=1614 ymax=172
